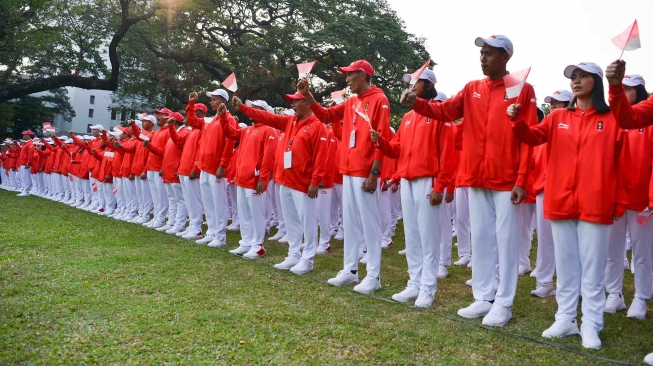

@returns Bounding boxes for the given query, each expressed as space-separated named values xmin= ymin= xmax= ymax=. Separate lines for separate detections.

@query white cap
xmin=281 ymin=109 xmax=295 ymax=116
xmin=84 ymin=135 xmax=96 ymax=140
xmin=563 ymin=62 xmax=603 ymax=79
xmin=45 ymin=138 xmax=53 ymax=143
xmin=265 ymin=105 xmax=275 ymax=114
xmin=65 ymin=138 xmax=74 ymax=144
xmin=403 ymin=69 xmax=437 ymax=84
xmin=238 ymin=123 xmax=248 ymax=129
xmin=544 ymin=90 xmax=574 ymax=103
xmin=141 ymin=115 xmax=157 ymax=124
xmin=32 ymin=137 xmax=41 ymax=142
xmin=90 ymin=124 xmax=105 ymax=131
xmin=206 ymin=89 xmax=229 ymax=101
xmin=475 ymin=35 xmax=514 ymax=57
xmin=435 ymin=91 xmax=448 ymax=102
xmin=245 ymin=100 xmax=271 ymax=111
xmin=623 ymin=74 xmax=646 ymax=87
xmin=76 ymin=135 xmax=84 ymax=139
xmin=133 ymin=120 xmax=143 ymax=130
xmin=109 ymin=131 xmax=122 ymax=138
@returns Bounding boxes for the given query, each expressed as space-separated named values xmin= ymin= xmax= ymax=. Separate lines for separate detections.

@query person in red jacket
xmin=328 ymin=123 xmax=344 ymax=241
xmin=128 ymin=117 xmax=154 ymax=223
xmin=90 ymin=132 xmax=117 ymax=215
xmin=371 ymin=70 xmax=455 ymax=307
xmin=82 ymin=125 xmax=106 ymax=212
xmin=104 ymin=129 xmax=126 ymax=218
xmin=145 ymin=113 xmax=189 ymax=235
xmin=138 ymin=109 xmax=171 ymax=228
xmin=400 ymin=35 xmax=535 ymax=325
xmin=297 ymin=59 xmax=392 ymax=294
xmin=231 ymin=92 xmax=328 ymax=273
xmin=315 ymin=124 xmax=337 ymax=254
xmin=219 ymin=100 xmax=276 ymax=259
xmin=16 ymin=130 xmax=35 ymax=196
xmin=509 ymin=62 xmax=631 ymax=350
xmin=603 ymin=74 xmax=653 ymax=319
xmin=530 ymin=89 xmax=573 ymax=298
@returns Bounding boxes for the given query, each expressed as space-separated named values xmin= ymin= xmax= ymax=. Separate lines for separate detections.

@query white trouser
xmin=266 ymin=180 xmax=277 ymax=224
xmin=281 ymin=185 xmax=318 ymax=263
xmin=535 ymin=192 xmax=555 ymax=285
xmin=74 ymin=176 xmax=83 ymax=202
xmin=180 ymin=175 xmax=203 ymax=233
xmin=236 ymin=185 xmax=265 ymax=249
xmin=122 ymin=178 xmax=138 ymax=216
xmin=8 ymin=170 xmax=16 ymax=189
xmin=274 ymin=182 xmax=285 ymax=233
xmin=469 ymin=188 xmax=519 ymax=307
xmin=19 ymin=165 xmax=32 ymax=192
xmin=147 ymin=171 xmax=168 ymax=222
xmin=551 ymin=220 xmax=611 ymax=331
xmin=379 ymin=188 xmax=393 ymax=246
xmin=342 ymin=175 xmax=383 ymax=279
xmin=164 ymin=182 xmax=187 ymax=229
xmin=91 ymin=176 xmax=105 ymax=209
xmin=199 ymin=171 xmax=228 ymax=241
xmin=606 ymin=210 xmax=653 ymax=300
xmin=114 ymin=177 xmax=125 ymax=212
xmin=455 ymin=187 xmax=471 ymax=258
xmin=228 ymin=182 xmax=239 ymax=225
xmin=402 ymin=177 xmax=442 ymax=293
xmin=102 ymin=182 xmax=117 ymax=212
xmin=81 ymin=178 xmax=91 ymax=203
xmin=330 ymin=183 xmax=343 ymax=233
xmin=518 ymin=203 xmax=536 ymax=267
xmin=137 ymin=177 xmax=152 ymax=218
xmin=315 ymin=187 xmax=332 ymax=246
xmin=439 ymin=189 xmax=453 ymax=266
xmin=390 ymin=188 xmax=401 ymax=232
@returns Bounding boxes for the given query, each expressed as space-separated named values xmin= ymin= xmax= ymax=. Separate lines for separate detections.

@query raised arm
xmin=219 ymin=114 xmax=242 ymax=141
xmin=169 ymin=125 xmax=188 ymax=147
xmin=239 ymin=105 xmax=291 ymax=131
xmin=311 ymin=124 xmax=329 ymax=187
xmin=614 ymin=130 xmax=632 ymax=218
xmin=258 ymin=129 xmax=277 ymax=186
xmin=609 ymin=84 xmax=653 ymax=129
xmin=434 ymin=122 xmax=456 ymax=194
xmin=186 ymin=96 xmax=205 ymax=130
xmin=409 ymin=89 xmax=464 ymax=122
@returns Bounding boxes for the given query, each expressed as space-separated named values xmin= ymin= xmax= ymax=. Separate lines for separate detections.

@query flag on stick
xmin=331 ymin=89 xmax=346 ymax=105
xmin=297 ymin=61 xmax=317 ymax=78
xmin=221 ymin=72 xmax=238 ymax=92
xmin=504 ymin=67 xmax=531 ymax=100
xmin=612 ymin=19 xmax=641 ymax=59
xmin=402 ymin=59 xmax=431 ymax=85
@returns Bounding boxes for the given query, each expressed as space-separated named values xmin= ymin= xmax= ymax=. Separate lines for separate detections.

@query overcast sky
xmin=386 ymin=0 xmax=653 ymax=102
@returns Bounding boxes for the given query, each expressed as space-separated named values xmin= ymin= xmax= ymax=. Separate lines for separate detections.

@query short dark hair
xmin=365 ymin=74 xmax=372 ymax=83
xmin=419 ymin=80 xmax=437 ymax=100
xmin=633 ymin=84 xmax=649 ymax=105
xmin=567 ymin=73 xmax=609 ymax=114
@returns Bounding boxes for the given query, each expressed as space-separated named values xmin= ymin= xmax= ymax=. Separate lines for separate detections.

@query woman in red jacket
xmin=604 ymin=74 xmax=653 ymax=319
xmin=371 ymin=69 xmax=455 ymax=308
xmin=508 ymin=62 xmax=630 ymax=350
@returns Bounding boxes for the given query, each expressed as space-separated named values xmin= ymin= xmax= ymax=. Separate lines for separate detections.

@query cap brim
xmin=544 ymin=96 xmax=552 ymax=103
xmin=622 ymin=80 xmax=641 ymax=87
xmin=285 ymin=94 xmax=306 ymax=102
xmin=205 ymin=91 xmax=214 ymax=97
xmin=563 ymin=65 xmax=579 ymax=79
xmin=474 ymin=37 xmax=486 ymax=47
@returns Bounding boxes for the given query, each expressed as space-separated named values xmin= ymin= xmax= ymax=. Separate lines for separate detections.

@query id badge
xmin=254 ymin=169 xmax=260 ymax=177
xmin=349 ymin=130 xmax=356 ymax=148
xmin=284 ymin=151 xmax=292 ymax=169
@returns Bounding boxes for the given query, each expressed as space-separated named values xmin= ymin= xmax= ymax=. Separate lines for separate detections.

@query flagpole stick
xmin=619 ymin=49 xmax=625 ymax=60
xmin=619 ymin=19 xmax=636 ymax=60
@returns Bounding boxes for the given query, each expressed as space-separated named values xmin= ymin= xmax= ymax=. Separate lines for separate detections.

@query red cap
xmin=339 ymin=60 xmax=374 ymax=76
xmin=162 ymin=112 xmax=184 ymax=122
xmin=154 ymin=108 xmax=173 ymax=115
xmin=21 ymin=130 xmax=35 ymax=136
xmin=194 ymin=103 xmax=208 ymax=112
xmin=284 ymin=91 xmax=312 ymax=102
xmin=116 ymin=126 xmax=130 ymax=135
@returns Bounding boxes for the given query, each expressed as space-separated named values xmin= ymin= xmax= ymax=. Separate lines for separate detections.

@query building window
xmin=90 ymin=95 xmax=95 ymax=104
xmin=87 ymin=124 xmax=93 ymax=133
xmin=121 ymin=108 xmax=127 ymax=121
xmin=131 ymin=110 xmax=136 ymax=120
xmin=111 ymin=108 xmax=117 ymax=120
xmin=88 ymin=109 xmax=94 ymax=118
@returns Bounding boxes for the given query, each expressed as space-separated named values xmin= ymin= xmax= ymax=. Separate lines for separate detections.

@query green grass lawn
xmin=0 ymin=189 xmax=650 ymax=364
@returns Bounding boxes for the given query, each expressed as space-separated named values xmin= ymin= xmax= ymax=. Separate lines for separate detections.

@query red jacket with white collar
xmin=16 ymin=140 xmax=34 ymax=167
xmin=172 ymin=123 xmax=201 ymax=177
xmin=143 ymin=126 xmax=169 ymax=172
xmin=310 ymin=86 xmax=392 ymax=178
xmin=622 ymin=126 xmax=653 ymax=211
xmin=238 ymin=105 xmax=328 ymax=193
xmin=148 ymin=124 xmax=189 ymax=183
xmin=512 ymin=107 xmax=631 ymax=224
xmin=187 ymin=101 xmax=236 ymax=176
xmin=376 ymin=100 xmax=457 ymax=194
xmin=411 ymin=77 xmax=536 ymax=191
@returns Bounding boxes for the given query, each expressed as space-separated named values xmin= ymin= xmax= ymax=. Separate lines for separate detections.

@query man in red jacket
xmin=400 ymin=35 xmax=536 ymax=326
xmin=297 ymin=59 xmax=392 ymax=294
xmin=127 ymin=117 xmax=155 ymax=224
xmin=16 ymin=130 xmax=35 ymax=196
xmin=219 ymin=100 xmax=276 ymax=259
xmin=231 ymin=92 xmax=328 ymax=273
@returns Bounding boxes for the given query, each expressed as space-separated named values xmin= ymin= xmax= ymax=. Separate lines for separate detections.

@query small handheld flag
xmin=331 ymin=89 xmax=347 ymax=105
xmin=504 ymin=67 xmax=531 ymax=100
xmin=138 ymin=130 xmax=151 ymax=142
xmin=297 ymin=61 xmax=317 ymax=78
xmin=221 ymin=72 xmax=238 ymax=92
xmin=402 ymin=59 xmax=431 ymax=85
xmin=112 ymin=185 xmax=118 ymax=195
xmin=612 ymin=19 xmax=640 ymax=59
xmin=637 ymin=207 xmax=652 ymax=225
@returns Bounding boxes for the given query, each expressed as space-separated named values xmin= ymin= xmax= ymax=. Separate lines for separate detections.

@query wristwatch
xmin=371 ymin=168 xmax=380 ymax=176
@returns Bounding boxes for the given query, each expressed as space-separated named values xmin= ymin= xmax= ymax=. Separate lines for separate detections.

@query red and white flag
xmin=331 ymin=89 xmax=347 ymax=104
xmin=612 ymin=19 xmax=641 ymax=53
xmin=42 ymin=122 xmax=51 ymax=128
xmin=297 ymin=61 xmax=317 ymax=78
xmin=92 ymin=182 xmax=98 ymax=192
xmin=504 ymin=67 xmax=531 ymax=100
xmin=402 ymin=59 xmax=431 ymax=85
xmin=221 ymin=72 xmax=238 ymax=92
xmin=112 ymin=185 xmax=118 ymax=195
xmin=138 ymin=130 xmax=151 ymax=142
xmin=637 ymin=207 xmax=653 ymax=225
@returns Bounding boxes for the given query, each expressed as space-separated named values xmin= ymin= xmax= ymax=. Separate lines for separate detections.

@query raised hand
xmin=231 ymin=96 xmax=242 ymax=111
xmin=606 ymin=59 xmax=626 ymax=86
xmin=370 ymin=129 xmax=381 ymax=143
xmin=400 ymin=89 xmax=418 ymax=107
xmin=297 ymin=78 xmax=310 ymax=96
xmin=218 ymin=103 xmax=228 ymax=115
xmin=506 ymin=104 xmax=521 ymax=121
xmin=68 ymin=131 xmax=74 ymax=137
xmin=189 ymin=91 xmax=198 ymax=102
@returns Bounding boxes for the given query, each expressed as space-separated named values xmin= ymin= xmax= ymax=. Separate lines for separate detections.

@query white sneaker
xmin=229 ymin=246 xmax=250 ymax=255
xmin=604 ymin=293 xmax=627 ymax=314
xmin=580 ymin=324 xmax=601 ymax=350
xmin=278 ymin=235 xmax=289 ymax=244
xmin=165 ymin=226 xmax=183 ymax=235
xmin=132 ymin=216 xmax=149 ymax=224
xmin=334 ymin=230 xmax=344 ymax=241
xmin=274 ymin=257 xmax=300 ymax=270
xmin=243 ymin=246 xmax=265 ymax=259
xmin=329 ymin=229 xmax=338 ymax=237
xmin=644 ymin=352 xmax=653 ymax=365
xmin=227 ymin=223 xmax=240 ymax=231
xmin=327 ymin=270 xmax=359 ymax=286
xmin=182 ymin=231 xmax=203 ymax=240
xmin=316 ymin=244 xmax=331 ymax=254
xmin=398 ymin=249 xmax=406 ymax=256
xmin=353 ymin=276 xmax=381 ymax=294
xmin=437 ymin=265 xmax=448 ymax=279
xmin=542 ymin=319 xmax=580 ymax=338
xmin=457 ymin=301 xmax=493 ymax=319
xmin=268 ymin=231 xmax=286 ymax=241
xmin=465 ymin=279 xmax=472 ymax=287
xmin=290 ymin=260 xmax=313 ymax=275
xmin=359 ymin=252 xmax=369 ymax=264
xmin=392 ymin=284 xmax=420 ymax=303
xmin=482 ymin=303 xmax=513 ymax=327
xmin=414 ymin=290 xmax=435 ymax=308
xmin=17 ymin=192 xmax=30 ymax=197
xmin=196 ymin=236 xmax=215 ymax=245
xmin=530 ymin=268 xmax=538 ymax=278
xmin=531 ymin=283 xmax=556 ymax=298
xmin=156 ymin=224 xmax=173 ymax=232
xmin=382 ymin=241 xmax=393 ymax=249
xmin=518 ymin=265 xmax=532 ymax=276
xmin=453 ymin=256 xmax=471 ymax=266
xmin=175 ymin=228 xmax=190 ymax=237
xmin=208 ymin=239 xmax=227 ymax=248
xmin=627 ymin=297 xmax=647 ymax=319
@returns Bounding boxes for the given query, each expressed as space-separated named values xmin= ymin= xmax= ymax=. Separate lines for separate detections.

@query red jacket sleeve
xmin=412 ymin=89 xmax=464 ymax=122
xmin=609 ymin=84 xmax=653 ymax=129
xmin=614 ymin=130 xmax=631 ymax=218
xmin=169 ymin=125 xmax=188 ymax=147
xmin=310 ymin=102 xmax=346 ymax=124
xmin=186 ymin=101 xmax=205 ymax=130
xmin=240 ymin=105 xmax=291 ymax=131
xmin=512 ymin=113 xmax=551 ymax=147
xmin=331 ymin=120 xmax=343 ymax=140
xmin=434 ymin=123 xmax=457 ymax=194
xmin=117 ymin=139 xmax=137 ymax=153
xmin=311 ymin=124 xmax=329 ymax=186
xmin=376 ymin=122 xmax=402 ymax=159
xmin=514 ymin=86 xmax=537 ymax=187
xmin=322 ymin=130 xmax=337 ymax=185
xmin=258 ymin=129 xmax=276 ymax=184
xmin=220 ymin=115 xmax=243 ymax=141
